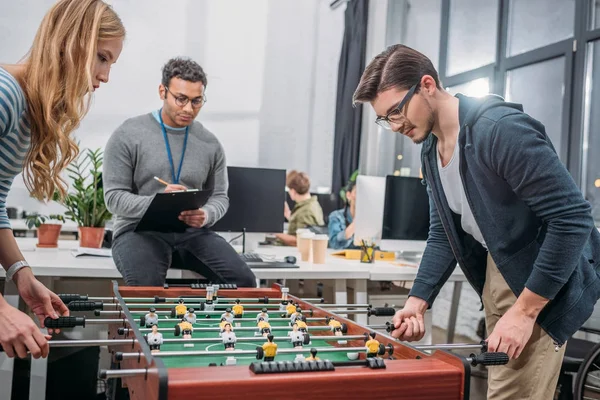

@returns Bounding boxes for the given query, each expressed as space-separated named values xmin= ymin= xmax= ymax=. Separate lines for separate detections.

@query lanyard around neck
xmin=158 ymin=108 xmax=189 ymax=184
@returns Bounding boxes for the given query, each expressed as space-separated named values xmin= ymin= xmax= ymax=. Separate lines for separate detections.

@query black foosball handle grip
xmin=58 ymin=294 xmax=88 ymax=304
xmin=469 ymin=352 xmax=509 ymax=367
xmin=368 ymin=307 xmax=396 ymax=317
xmin=67 ymin=301 xmax=103 ymax=312
xmin=44 ymin=316 xmax=86 ymax=329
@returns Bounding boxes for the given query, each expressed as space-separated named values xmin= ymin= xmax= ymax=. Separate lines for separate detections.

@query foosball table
xmin=21 ymin=282 xmax=508 ymax=400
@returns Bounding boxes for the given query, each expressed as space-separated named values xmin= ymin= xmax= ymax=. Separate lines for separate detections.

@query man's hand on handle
xmin=390 ymin=296 xmax=428 ymax=342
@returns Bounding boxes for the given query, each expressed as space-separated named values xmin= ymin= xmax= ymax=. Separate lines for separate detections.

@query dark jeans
xmin=112 ymin=228 xmax=256 ymax=287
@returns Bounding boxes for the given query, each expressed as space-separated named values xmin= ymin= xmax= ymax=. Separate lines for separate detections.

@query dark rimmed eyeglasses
xmin=375 ymin=83 xmax=418 ymax=130
xmin=165 ymin=86 xmax=207 ymax=109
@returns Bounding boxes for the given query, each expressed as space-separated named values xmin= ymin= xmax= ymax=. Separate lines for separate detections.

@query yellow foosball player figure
xmin=295 ymin=319 xmax=308 ymax=333
xmin=262 ymin=334 xmax=277 ymax=362
xmin=219 ymin=317 xmax=230 ymax=336
xmin=256 ymin=307 xmax=269 ymax=323
xmin=232 ymin=299 xmax=244 ymax=318
xmin=183 ymin=308 xmax=196 ymax=324
xmin=257 ymin=317 xmax=271 ymax=337
xmin=175 ymin=299 xmax=187 ymax=318
xmin=305 ymin=348 xmax=320 ymax=362
xmin=146 ymin=324 xmax=163 ymax=353
xmin=365 ymin=332 xmax=380 ymax=358
xmin=221 ymin=323 xmax=237 ymax=351
xmin=326 ymin=317 xmax=343 ymax=336
xmin=221 ymin=308 xmax=234 ymax=324
xmin=286 ymin=302 xmax=297 ymax=318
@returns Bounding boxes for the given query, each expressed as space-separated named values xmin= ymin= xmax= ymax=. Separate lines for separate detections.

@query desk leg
xmin=0 ymin=280 xmax=19 ymax=400
xmin=446 ymin=281 xmax=463 ymax=344
xmin=334 ymin=279 xmax=347 ymax=318
xmin=353 ymin=279 xmax=368 ymax=326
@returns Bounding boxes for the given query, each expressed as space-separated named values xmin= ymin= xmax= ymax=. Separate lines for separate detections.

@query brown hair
xmin=353 ymin=44 xmax=441 ymax=105
xmin=23 ymin=0 xmax=125 ymax=201
xmin=286 ymin=170 xmax=310 ymax=195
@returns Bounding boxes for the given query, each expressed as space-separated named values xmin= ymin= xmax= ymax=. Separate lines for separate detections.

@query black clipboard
xmin=134 ymin=190 xmax=213 ymax=233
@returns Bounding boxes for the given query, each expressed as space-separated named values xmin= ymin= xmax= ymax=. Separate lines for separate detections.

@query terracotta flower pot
xmin=79 ymin=227 xmax=105 ymax=248
xmin=37 ymin=224 xmax=62 ymax=248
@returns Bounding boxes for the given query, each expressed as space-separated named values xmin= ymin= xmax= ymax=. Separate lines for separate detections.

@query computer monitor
xmin=379 ymin=176 xmax=429 ymax=253
xmin=211 ymin=166 xmax=286 ymax=233
xmin=353 ymin=175 xmax=387 ymax=245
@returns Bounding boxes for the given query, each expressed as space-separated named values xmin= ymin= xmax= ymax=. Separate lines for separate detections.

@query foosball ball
xmin=7 ymin=282 xmax=509 ymax=399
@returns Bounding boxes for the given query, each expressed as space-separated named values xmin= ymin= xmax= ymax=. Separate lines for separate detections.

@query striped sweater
xmin=0 ymin=67 xmax=31 ymax=229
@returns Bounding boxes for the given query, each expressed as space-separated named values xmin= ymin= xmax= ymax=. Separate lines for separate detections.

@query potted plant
xmin=25 ymin=213 xmax=66 ymax=248
xmin=56 ymin=148 xmax=112 ymax=248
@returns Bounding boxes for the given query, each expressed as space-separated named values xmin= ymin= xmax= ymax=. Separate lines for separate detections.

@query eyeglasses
xmin=165 ymin=86 xmax=207 ymax=109
xmin=375 ymin=83 xmax=418 ymax=130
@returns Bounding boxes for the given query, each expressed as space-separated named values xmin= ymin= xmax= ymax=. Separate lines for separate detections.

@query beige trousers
xmin=483 ymin=253 xmax=566 ymax=400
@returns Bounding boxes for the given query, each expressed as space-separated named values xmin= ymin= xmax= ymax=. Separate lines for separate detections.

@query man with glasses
xmin=353 ymin=44 xmax=600 ymax=400
xmin=103 ymin=57 xmax=255 ymax=288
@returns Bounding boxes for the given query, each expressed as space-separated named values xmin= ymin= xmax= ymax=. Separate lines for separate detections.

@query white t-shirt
xmin=222 ymin=331 xmax=236 ymax=344
xmin=146 ymin=332 xmax=163 ymax=345
xmin=437 ymin=138 xmax=487 ymax=248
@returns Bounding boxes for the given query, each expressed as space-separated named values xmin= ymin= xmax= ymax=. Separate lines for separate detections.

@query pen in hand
xmin=154 ymin=176 xmax=188 ymax=193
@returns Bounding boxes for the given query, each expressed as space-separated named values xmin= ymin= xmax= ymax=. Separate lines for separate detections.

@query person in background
xmin=328 ymin=179 xmax=358 ymax=249
xmin=275 ymin=170 xmax=324 ymax=246
xmin=0 ymin=0 xmax=125 ymax=359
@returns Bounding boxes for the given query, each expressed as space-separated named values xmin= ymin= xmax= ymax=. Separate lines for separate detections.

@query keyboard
xmin=239 ymin=253 xmax=263 ymax=263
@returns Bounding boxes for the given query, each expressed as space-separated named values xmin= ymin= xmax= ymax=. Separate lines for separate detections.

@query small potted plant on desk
xmin=57 ymin=148 xmax=112 ymax=248
xmin=25 ymin=213 xmax=66 ymax=248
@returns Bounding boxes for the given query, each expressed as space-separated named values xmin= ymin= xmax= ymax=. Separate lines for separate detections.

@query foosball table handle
xmin=58 ymin=294 xmax=88 ymax=303
xmin=67 ymin=301 xmax=104 ymax=312
xmin=468 ymin=352 xmax=509 ymax=367
xmin=43 ymin=316 xmax=86 ymax=329
xmin=367 ymin=307 xmax=396 ymax=317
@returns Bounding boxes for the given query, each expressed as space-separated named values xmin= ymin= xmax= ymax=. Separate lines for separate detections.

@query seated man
xmin=275 ymin=170 xmax=324 ymax=246
xmin=104 ymin=57 xmax=255 ymax=287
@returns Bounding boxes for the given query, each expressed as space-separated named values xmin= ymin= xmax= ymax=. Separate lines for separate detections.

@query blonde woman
xmin=0 ymin=0 xmax=125 ymax=359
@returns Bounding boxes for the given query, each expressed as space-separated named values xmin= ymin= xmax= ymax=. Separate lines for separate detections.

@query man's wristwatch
xmin=6 ymin=260 xmax=30 ymax=282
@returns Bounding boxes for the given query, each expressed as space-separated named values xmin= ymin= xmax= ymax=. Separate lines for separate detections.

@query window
xmin=505 ymin=57 xmax=566 ymax=160
xmin=583 ymin=40 xmax=600 ymax=226
xmin=446 ymin=0 xmax=499 ymax=76
xmin=506 ymin=0 xmax=575 ymax=57
xmin=446 ymin=77 xmax=491 ymax=97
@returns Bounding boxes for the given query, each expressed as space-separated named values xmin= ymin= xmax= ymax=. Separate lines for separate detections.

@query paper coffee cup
xmin=311 ymin=234 xmax=328 ymax=264
xmin=295 ymin=229 xmax=310 ymax=249
xmin=298 ymin=231 xmax=315 ymax=262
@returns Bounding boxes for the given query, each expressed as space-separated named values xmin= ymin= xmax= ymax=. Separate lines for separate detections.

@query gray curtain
xmin=331 ymin=0 xmax=369 ymax=202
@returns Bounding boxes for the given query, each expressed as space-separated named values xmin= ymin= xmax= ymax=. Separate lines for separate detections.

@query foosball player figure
xmin=256 ymin=307 xmax=269 ymax=323
xmin=212 ymin=284 xmax=219 ymax=303
xmin=184 ymin=308 xmax=196 ymax=324
xmin=295 ymin=319 xmax=308 ymax=333
xmin=144 ymin=307 xmax=159 ymax=328
xmin=205 ymin=286 xmax=215 ymax=311
xmin=146 ymin=324 xmax=163 ymax=353
xmin=175 ymin=299 xmax=187 ymax=318
xmin=326 ymin=317 xmax=344 ymax=337
xmin=262 ymin=334 xmax=277 ymax=362
xmin=279 ymin=287 xmax=290 ymax=313
xmin=305 ymin=348 xmax=320 ymax=362
xmin=221 ymin=323 xmax=237 ymax=351
xmin=286 ymin=302 xmax=297 ymax=318
xmin=219 ymin=317 xmax=230 ymax=335
xmin=289 ymin=323 xmax=304 ymax=348
xmin=257 ymin=317 xmax=271 ymax=337
xmin=290 ymin=307 xmax=303 ymax=324
xmin=221 ymin=308 xmax=234 ymax=323
xmin=365 ymin=332 xmax=380 ymax=358
xmin=232 ymin=299 xmax=244 ymax=318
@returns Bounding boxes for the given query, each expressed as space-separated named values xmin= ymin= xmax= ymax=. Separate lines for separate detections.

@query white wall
xmin=1 ymin=0 xmax=344 ymax=213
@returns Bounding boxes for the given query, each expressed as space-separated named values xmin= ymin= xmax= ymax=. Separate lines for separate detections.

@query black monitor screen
xmin=211 ymin=166 xmax=286 ymax=233
xmin=382 ymin=176 xmax=430 ymax=240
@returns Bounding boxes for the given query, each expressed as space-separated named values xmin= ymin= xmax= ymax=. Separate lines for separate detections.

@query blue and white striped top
xmin=0 ymin=67 xmax=31 ymax=229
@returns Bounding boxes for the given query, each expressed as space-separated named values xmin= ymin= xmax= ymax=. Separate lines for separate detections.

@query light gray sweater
xmin=103 ymin=112 xmax=229 ymax=238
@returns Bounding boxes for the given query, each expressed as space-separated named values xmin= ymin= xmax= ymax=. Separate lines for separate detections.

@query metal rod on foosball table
xmin=99 ymin=369 xmax=149 ymax=379
xmin=118 ymin=346 xmax=377 ymax=360
xmin=316 ymin=304 xmax=371 ymax=308
xmin=109 ymin=303 xmax=329 ymax=310
xmin=130 ymin=325 xmax=336 ymax=333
